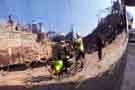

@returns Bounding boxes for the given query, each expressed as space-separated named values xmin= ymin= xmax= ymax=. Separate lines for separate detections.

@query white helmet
xmin=59 ymin=32 xmax=65 ymax=37
xmin=76 ymin=32 xmax=81 ymax=38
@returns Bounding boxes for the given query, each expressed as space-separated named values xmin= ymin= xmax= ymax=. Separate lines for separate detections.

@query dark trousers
xmin=98 ymin=48 xmax=102 ymax=60
xmin=76 ymin=51 xmax=85 ymax=68
xmin=76 ymin=51 xmax=85 ymax=61
xmin=63 ymin=58 xmax=70 ymax=73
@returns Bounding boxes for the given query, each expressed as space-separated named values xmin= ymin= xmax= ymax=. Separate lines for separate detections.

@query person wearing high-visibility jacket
xmin=74 ymin=33 xmax=85 ymax=68
xmin=57 ymin=40 xmax=71 ymax=74
xmin=50 ymin=59 xmax=64 ymax=79
xmin=57 ymin=40 xmax=67 ymax=59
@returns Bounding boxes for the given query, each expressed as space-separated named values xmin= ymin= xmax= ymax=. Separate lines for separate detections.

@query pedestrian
xmin=57 ymin=40 xmax=70 ymax=74
xmin=96 ymin=33 xmax=104 ymax=61
xmin=74 ymin=33 xmax=85 ymax=68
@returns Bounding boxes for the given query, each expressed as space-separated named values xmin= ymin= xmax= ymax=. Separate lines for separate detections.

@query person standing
xmin=96 ymin=33 xmax=104 ymax=61
xmin=57 ymin=40 xmax=70 ymax=74
xmin=74 ymin=33 xmax=85 ymax=68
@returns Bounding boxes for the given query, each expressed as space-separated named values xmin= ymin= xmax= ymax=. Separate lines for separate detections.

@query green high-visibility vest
xmin=75 ymin=38 xmax=84 ymax=52
xmin=52 ymin=60 xmax=64 ymax=72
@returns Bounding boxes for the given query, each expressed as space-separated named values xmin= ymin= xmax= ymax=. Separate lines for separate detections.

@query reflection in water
xmin=0 ymin=0 xmax=112 ymax=36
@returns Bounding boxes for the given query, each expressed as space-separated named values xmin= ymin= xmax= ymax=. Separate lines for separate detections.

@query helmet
xmin=76 ymin=32 xmax=80 ymax=38
xmin=59 ymin=32 xmax=65 ymax=37
xmin=60 ymin=40 xmax=65 ymax=44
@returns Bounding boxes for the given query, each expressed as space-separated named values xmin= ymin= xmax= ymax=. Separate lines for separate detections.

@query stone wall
xmin=0 ymin=30 xmax=53 ymax=66
xmin=0 ymin=31 xmax=37 ymax=48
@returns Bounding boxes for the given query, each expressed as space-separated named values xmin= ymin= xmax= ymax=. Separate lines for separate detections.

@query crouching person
xmin=47 ymin=58 xmax=64 ymax=79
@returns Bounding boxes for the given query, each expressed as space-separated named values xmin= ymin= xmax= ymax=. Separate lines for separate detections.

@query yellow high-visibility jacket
xmin=74 ymin=37 xmax=84 ymax=52
xmin=52 ymin=60 xmax=64 ymax=72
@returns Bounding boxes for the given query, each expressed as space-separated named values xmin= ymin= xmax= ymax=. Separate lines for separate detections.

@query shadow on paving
xmin=26 ymin=76 xmax=51 ymax=83
xmin=0 ymin=61 xmax=46 ymax=72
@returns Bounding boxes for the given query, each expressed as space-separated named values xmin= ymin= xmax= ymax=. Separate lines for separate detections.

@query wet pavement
xmin=121 ymin=43 xmax=135 ymax=90
xmin=0 ymin=32 xmax=127 ymax=90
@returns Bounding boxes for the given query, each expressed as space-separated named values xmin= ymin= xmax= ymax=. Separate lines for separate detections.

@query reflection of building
xmin=32 ymin=22 xmax=43 ymax=33
xmin=38 ymin=22 xmax=42 ymax=32
xmin=32 ymin=23 xmax=38 ymax=33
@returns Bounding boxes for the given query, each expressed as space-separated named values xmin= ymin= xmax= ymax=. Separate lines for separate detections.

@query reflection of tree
xmin=96 ymin=0 xmax=122 ymax=24
xmin=96 ymin=7 xmax=111 ymax=23
xmin=111 ymin=1 xmax=121 ymax=14
xmin=84 ymin=0 xmax=126 ymax=53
